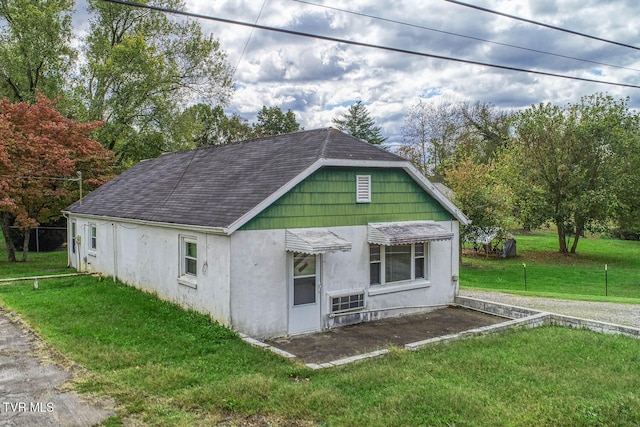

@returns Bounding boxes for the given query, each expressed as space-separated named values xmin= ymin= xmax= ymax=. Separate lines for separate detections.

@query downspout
xmin=63 ymin=213 xmax=71 ymax=268
xmin=112 ymin=223 xmax=117 ymax=282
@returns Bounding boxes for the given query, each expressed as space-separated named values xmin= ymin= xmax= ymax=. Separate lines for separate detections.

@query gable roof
xmin=66 ymin=128 xmax=469 ymax=232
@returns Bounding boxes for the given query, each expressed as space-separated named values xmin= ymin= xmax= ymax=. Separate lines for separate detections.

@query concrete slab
xmin=264 ymin=306 xmax=506 ymax=364
xmin=0 ymin=308 xmax=115 ymax=427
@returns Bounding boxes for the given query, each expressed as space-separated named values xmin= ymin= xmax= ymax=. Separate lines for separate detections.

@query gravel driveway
xmin=460 ymin=289 xmax=640 ymax=328
xmin=0 ymin=308 xmax=114 ymax=427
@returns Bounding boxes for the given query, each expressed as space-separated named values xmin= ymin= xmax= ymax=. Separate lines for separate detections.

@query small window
xmin=331 ymin=293 xmax=364 ymax=314
xmin=71 ymin=221 xmax=77 ymax=254
xmin=356 ymin=175 xmax=371 ymax=203
xmin=179 ymin=236 xmax=198 ymax=288
xmin=90 ymin=224 xmax=97 ymax=251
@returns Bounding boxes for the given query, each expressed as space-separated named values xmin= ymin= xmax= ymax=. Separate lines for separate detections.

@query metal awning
xmin=367 ymin=221 xmax=454 ymax=245
xmin=285 ymin=228 xmax=352 ymax=254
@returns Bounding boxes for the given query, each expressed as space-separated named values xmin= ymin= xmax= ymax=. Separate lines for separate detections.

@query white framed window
xmin=71 ymin=221 xmax=77 ymax=254
xmin=331 ymin=293 xmax=365 ymax=314
xmin=356 ymin=175 xmax=371 ymax=203
xmin=89 ymin=223 xmax=97 ymax=255
xmin=369 ymin=243 xmax=428 ymax=286
xmin=178 ymin=236 xmax=198 ymax=288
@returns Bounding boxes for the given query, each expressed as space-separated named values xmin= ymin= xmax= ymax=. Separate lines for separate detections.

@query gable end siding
xmin=240 ymin=167 xmax=454 ymax=230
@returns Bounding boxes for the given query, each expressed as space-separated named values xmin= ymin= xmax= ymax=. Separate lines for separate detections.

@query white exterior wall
xmin=229 ymin=229 xmax=289 ymax=338
xmin=67 ymin=216 xmax=232 ymax=327
xmin=68 ymin=216 xmax=460 ymax=339
xmin=229 ymin=221 xmax=460 ymax=338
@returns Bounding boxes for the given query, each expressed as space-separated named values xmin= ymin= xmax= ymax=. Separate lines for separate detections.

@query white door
xmin=288 ymin=252 xmax=321 ymax=335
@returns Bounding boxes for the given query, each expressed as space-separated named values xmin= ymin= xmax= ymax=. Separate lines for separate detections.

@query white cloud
xmin=73 ymin=0 xmax=640 ymax=139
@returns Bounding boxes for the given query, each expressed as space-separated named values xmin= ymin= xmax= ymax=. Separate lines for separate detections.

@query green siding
xmin=240 ymin=167 xmax=454 ymax=230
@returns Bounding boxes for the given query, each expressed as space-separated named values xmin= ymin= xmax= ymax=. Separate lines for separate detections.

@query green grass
xmin=1 ymin=277 xmax=640 ymax=426
xmin=0 ymin=238 xmax=69 ymax=278
xmin=1 ymin=232 xmax=640 ymax=425
xmin=461 ymin=230 xmax=640 ymax=302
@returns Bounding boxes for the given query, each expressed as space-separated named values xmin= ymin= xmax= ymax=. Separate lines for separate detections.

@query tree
xmin=399 ymin=99 xmax=462 ymax=180
xmin=0 ymin=0 xmax=75 ymax=103
xmin=175 ymin=104 xmax=253 ymax=147
xmin=509 ymin=94 xmax=634 ymax=253
xmin=332 ymin=101 xmax=387 ymax=145
xmin=0 ymin=96 xmax=114 ymax=261
xmin=445 ymin=157 xmax=511 ymax=245
xmin=77 ymin=0 xmax=234 ymax=165
xmin=253 ymin=106 xmax=300 ymax=137
xmin=456 ymin=101 xmax=513 ymax=164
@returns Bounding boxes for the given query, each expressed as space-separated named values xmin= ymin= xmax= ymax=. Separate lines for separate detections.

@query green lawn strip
xmin=461 ymin=231 xmax=640 ymax=299
xmin=1 ymin=277 xmax=640 ymax=426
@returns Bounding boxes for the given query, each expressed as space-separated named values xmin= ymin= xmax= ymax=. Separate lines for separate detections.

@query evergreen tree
xmin=332 ymin=101 xmax=387 ymax=145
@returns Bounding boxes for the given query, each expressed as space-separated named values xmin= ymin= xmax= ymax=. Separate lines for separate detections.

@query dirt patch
xmin=265 ymin=307 xmax=506 ymax=364
xmin=0 ymin=307 xmax=115 ymax=427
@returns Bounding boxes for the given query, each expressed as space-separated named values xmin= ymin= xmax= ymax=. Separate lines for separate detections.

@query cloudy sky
xmin=74 ymin=0 xmax=640 ymax=144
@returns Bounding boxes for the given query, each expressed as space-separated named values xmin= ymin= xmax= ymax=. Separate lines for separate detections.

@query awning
xmin=285 ymin=228 xmax=352 ymax=254
xmin=367 ymin=221 xmax=454 ymax=245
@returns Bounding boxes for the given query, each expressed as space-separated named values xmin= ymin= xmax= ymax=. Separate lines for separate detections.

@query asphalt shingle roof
xmin=66 ymin=128 xmax=406 ymax=229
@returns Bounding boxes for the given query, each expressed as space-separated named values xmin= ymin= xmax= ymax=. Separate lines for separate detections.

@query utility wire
xmin=445 ymin=0 xmax=640 ymax=52
xmin=99 ymin=0 xmax=640 ymax=90
xmin=234 ymin=0 xmax=269 ymax=75
xmin=294 ymin=0 xmax=640 ymax=73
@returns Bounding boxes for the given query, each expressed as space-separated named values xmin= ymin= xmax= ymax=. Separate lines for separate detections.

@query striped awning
xmin=368 ymin=221 xmax=454 ymax=245
xmin=285 ymin=228 xmax=352 ymax=254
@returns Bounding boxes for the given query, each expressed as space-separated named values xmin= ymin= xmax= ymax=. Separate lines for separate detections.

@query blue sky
xmin=73 ymin=0 xmax=640 ymax=145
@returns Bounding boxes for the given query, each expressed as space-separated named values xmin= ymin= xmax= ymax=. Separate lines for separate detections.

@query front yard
xmin=0 ymin=234 xmax=639 ymax=425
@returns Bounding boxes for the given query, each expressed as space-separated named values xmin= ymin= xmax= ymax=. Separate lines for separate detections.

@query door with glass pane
xmin=289 ymin=252 xmax=321 ymax=334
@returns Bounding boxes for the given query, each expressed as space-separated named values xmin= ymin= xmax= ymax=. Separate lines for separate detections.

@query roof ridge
xmin=319 ymin=127 xmax=334 ymax=159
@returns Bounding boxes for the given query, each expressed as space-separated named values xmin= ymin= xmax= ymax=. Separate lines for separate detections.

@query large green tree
xmin=333 ymin=101 xmax=387 ymax=145
xmin=78 ymin=0 xmax=234 ymax=165
xmin=0 ymin=0 xmax=75 ymax=103
xmin=175 ymin=104 xmax=253 ymax=147
xmin=253 ymin=106 xmax=300 ymax=137
xmin=509 ymin=94 xmax=636 ymax=253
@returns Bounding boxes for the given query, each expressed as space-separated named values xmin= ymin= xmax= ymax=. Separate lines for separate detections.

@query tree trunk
xmin=21 ymin=230 xmax=30 ymax=262
xmin=0 ymin=213 xmax=17 ymax=262
xmin=570 ymin=221 xmax=584 ymax=254
xmin=556 ymin=220 xmax=568 ymax=253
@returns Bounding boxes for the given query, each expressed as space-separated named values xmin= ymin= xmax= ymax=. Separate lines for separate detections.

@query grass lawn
xmin=0 ymin=233 xmax=639 ymax=425
xmin=461 ymin=230 xmax=640 ymax=302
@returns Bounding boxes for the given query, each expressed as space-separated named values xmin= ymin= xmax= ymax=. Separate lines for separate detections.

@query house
xmin=64 ymin=128 xmax=470 ymax=338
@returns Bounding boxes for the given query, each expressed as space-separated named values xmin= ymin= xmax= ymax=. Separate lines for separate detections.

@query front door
xmin=288 ymin=252 xmax=321 ymax=335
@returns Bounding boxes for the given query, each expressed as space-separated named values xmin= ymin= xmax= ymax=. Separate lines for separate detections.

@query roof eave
xmin=62 ymin=211 xmax=229 ymax=235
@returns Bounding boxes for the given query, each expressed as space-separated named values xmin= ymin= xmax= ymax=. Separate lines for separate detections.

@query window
xmin=331 ymin=293 xmax=364 ymax=314
xmin=71 ymin=221 xmax=76 ymax=254
xmin=356 ymin=175 xmax=371 ymax=203
xmin=293 ymin=252 xmax=316 ymax=305
xmin=179 ymin=236 xmax=198 ymax=288
xmin=370 ymin=243 xmax=428 ymax=285
xmin=89 ymin=224 xmax=97 ymax=252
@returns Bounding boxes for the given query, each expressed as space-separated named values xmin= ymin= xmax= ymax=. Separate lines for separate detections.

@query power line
xmin=445 ymin=0 xmax=640 ymax=52
xmin=293 ymin=0 xmax=640 ymax=73
xmin=99 ymin=0 xmax=640 ymax=90
xmin=234 ymin=0 xmax=269 ymax=76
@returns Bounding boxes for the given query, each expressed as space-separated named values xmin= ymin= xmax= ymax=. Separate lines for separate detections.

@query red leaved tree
xmin=0 ymin=95 xmax=115 ymax=262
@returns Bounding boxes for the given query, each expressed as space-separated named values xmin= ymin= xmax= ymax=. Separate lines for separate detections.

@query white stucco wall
xmin=229 ymin=221 xmax=460 ymax=338
xmin=68 ymin=216 xmax=460 ymax=338
xmin=67 ymin=216 xmax=232 ymax=327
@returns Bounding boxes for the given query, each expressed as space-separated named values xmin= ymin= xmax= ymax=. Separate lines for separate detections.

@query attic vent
xmin=356 ymin=175 xmax=371 ymax=203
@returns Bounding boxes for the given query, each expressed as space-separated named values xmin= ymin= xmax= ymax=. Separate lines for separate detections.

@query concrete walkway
xmin=459 ymin=289 xmax=640 ymax=328
xmin=0 ymin=308 xmax=114 ymax=427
